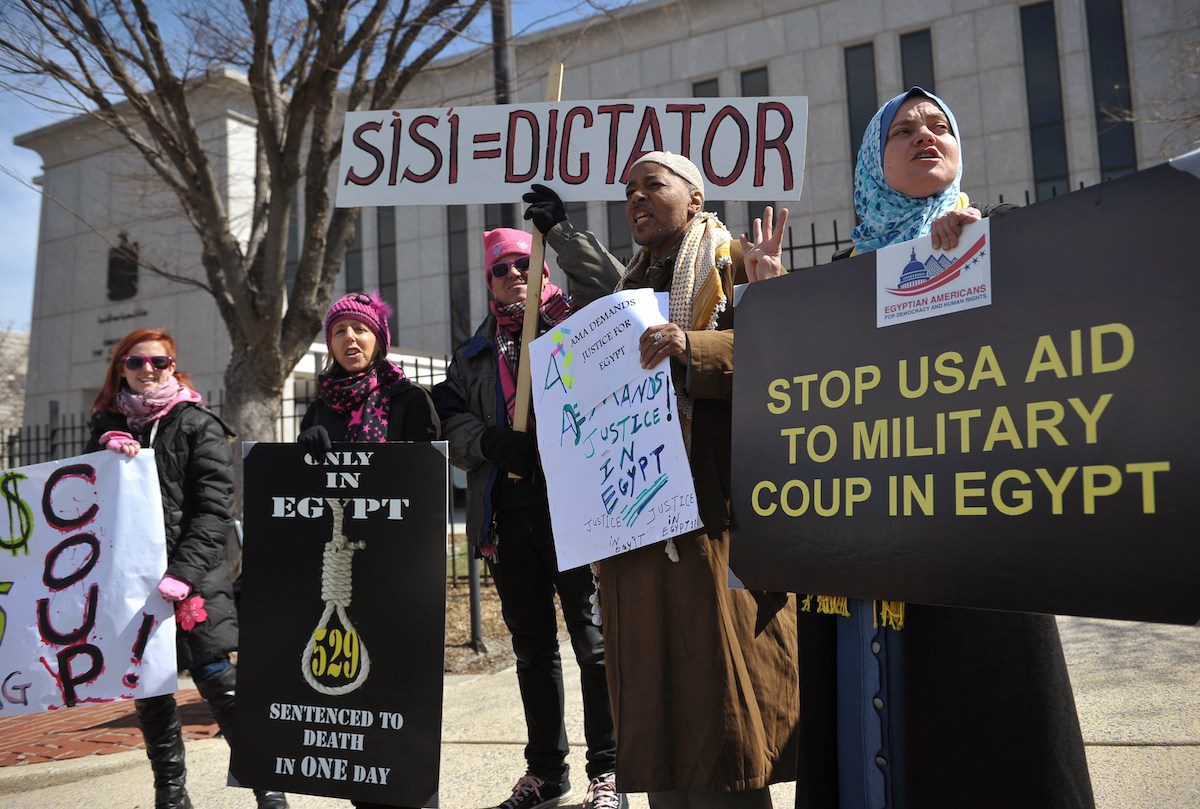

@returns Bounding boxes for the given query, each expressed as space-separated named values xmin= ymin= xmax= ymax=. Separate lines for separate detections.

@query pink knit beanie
xmin=482 ymin=228 xmax=550 ymax=280
xmin=325 ymin=291 xmax=392 ymax=349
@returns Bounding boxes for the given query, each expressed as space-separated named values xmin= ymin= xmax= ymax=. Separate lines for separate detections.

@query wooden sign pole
xmin=508 ymin=62 xmax=564 ymax=478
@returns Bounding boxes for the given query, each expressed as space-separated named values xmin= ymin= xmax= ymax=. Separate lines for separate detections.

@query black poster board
xmin=731 ymin=160 xmax=1200 ymax=625
xmin=232 ymin=441 xmax=448 ymax=805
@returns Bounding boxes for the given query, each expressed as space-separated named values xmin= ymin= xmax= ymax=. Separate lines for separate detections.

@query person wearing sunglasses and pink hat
xmin=433 ymin=228 xmax=624 ymax=809
xmin=87 ymin=327 xmax=288 ymax=809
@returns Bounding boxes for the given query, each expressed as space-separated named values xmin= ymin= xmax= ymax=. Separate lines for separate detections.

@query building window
xmin=692 ymin=78 xmax=719 ymax=97
xmin=844 ymin=43 xmax=878 ymax=165
xmin=343 ymin=210 xmax=364 ymax=292
xmin=606 ymin=201 xmax=633 ymax=266
xmin=484 ymin=202 xmax=513 ymax=230
xmin=900 ymin=29 xmax=935 ymax=92
xmin=377 ymin=207 xmax=397 ymax=343
xmin=447 ymin=205 xmax=471 ymax=349
xmin=1020 ymin=2 xmax=1070 ymax=200
xmin=563 ymin=202 xmax=590 ymax=295
xmin=106 ymin=232 xmax=138 ymax=301
xmin=740 ymin=67 xmax=769 ymax=97
xmin=1084 ymin=0 xmax=1136 ymax=180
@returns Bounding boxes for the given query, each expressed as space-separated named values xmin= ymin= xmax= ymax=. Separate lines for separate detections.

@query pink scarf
xmin=491 ymin=281 xmax=571 ymax=423
xmin=116 ymin=377 xmax=202 ymax=432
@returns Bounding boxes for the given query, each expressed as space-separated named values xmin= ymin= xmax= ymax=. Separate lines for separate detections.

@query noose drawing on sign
xmin=302 ymin=499 xmax=371 ymax=695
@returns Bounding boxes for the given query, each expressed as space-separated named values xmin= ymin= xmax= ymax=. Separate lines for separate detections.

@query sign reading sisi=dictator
xmin=232 ymin=442 xmax=449 ymax=805
xmin=336 ymin=97 xmax=807 ymax=206
xmin=730 ymin=158 xmax=1200 ymax=625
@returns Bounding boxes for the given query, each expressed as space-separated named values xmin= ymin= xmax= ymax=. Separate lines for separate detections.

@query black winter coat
xmin=87 ymin=402 xmax=239 ymax=667
xmin=797 ymin=201 xmax=1094 ymax=809
xmin=299 ymin=380 xmax=439 ymax=442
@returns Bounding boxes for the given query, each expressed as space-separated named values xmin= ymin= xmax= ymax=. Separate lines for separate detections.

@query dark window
xmin=740 ymin=67 xmax=769 ymax=97
xmin=606 ymin=201 xmax=633 ymax=265
xmin=377 ymin=207 xmax=397 ymax=342
xmin=447 ymin=206 xmax=471 ymax=349
xmin=484 ymin=202 xmax=513 ymax=230
xmin=742 ymin=68 xmax=771 ymax=228
xmin=692 ymin=78 xmax=719 ymax=97
xmin=900 ymin=29 xmax=935 ymax=92
xmin=284 ymin=195 xmax=300 ymax=297
xmin=844 ymin=43 xmax=878 ymax=165
xmin=343 ymin=211 xmax=363 ymax=292
xmin=1084 ymin=0 xmax=1136 ymax=179
xmin=106 ymin=232 xmax=138 ymax=301
xmin=1021 ymin=2 xmax=1070 ymax=200
xmin=563 ymin=202 xmax=590 ymax=295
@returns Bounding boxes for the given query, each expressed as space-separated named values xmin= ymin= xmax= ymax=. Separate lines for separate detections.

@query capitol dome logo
xmin=886 ymin=234 xmax=988 ymax=297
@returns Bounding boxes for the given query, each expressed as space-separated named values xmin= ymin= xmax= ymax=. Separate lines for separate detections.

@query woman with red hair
xmin=86 ymin=328 xmax=287 ymax=809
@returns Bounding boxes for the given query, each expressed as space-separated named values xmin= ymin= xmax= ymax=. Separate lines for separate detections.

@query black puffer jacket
xmin=87 ymin=402 xmax=239 ymax=664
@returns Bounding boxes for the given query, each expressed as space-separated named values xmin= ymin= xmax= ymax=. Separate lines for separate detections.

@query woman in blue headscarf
xmin=788 ymin=89 xmax=1095 ymax=809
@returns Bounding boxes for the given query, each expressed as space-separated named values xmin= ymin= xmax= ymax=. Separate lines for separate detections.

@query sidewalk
xmin=0 ymin=616 xmax=1195 ymax=808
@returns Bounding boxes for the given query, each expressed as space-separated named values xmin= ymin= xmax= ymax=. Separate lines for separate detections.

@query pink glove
xmin=100 ymin=430 xmax=140 ymax=457
xmin=158 ymin=574 xmax=191 ymax=602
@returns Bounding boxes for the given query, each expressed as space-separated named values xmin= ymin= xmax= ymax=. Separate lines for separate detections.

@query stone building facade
xmin=17 ymin=0 xmax=1198 ymax=424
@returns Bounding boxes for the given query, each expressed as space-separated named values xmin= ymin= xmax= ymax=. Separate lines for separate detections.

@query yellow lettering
xmin=968 ymin=345 xmax=1006 ymax=390
xmin=1068 ymin=393 xmax=1112 ymax=444
xmin=846 ymin=478 xmax=872 ymax=515
xmin=1026 ymin=400 xmax=1068 ymax=449
xmin=992 ymin=469 xmax=1033 ymax=515
xmin=855 ymin=365 xmax=881 ymax=404
xmin=1126 ymin=461 xmax=1170 ymax=514
xmin=1082 ymin=465 xmax=1121 ymax=514
xmin=982 ymin=406 xmax=1023 ymax=451
xmin=1025 ymin=334 xmax=1068 ymax=383
xmin=780 ymin=427 xmax=806 ymax=464
xmin=780 ymin=479 xmax=810 ymax=516
xmin=933 ymin=351 xmax=965 ymax=394
xmin=1035 ymin=467 xmax=1078 ymax=514
xmin=853 ymin=419 xmax=888 ymax=460
xmin=899 ymin=358 xmax=927 ymax=399
xmin=955 ymin=471 xmax=988 ymax=515
xmin=1091 ymin=323 xmax=1134 ymax=374
xmin=751 ymin=481 xmax=777 ymax=516
xmin=766 ymin=379 xmax=791 ymax=414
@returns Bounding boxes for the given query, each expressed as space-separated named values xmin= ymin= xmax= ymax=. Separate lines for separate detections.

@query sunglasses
xmin=490 ymin=256 xmax=530 ymax=278
xmin=122 ymin=354 xmax=174 ymax=371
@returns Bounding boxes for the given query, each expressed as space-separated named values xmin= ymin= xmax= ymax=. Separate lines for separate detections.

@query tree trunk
xmin=222 ymin=353 xmax=284 ymax=517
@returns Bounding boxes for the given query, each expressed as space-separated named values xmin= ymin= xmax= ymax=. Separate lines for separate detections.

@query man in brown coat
xmin=523 ymin=152 xmax=798 ymax=809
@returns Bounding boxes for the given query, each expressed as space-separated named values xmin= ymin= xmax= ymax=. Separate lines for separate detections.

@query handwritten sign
xmin=234 ymin=442 xmax=448 ymax=806
xmin=530 ymin=307 xmax=701 ymax=570
xmin=0 ymin=451 xmax=176 ymax=715
xmin=529 ymin=289 xmax=665 ymax=413
xmin=336 ymin=97 xmax=808 ymax=206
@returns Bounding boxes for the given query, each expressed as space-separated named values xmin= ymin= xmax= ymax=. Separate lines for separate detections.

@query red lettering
xmin=560 ymin=107 xmax=593 ymax=184
xmin=402 ymin=115 xmax=444 ymax=183
xmin=597 ymin=104 xmax=636 ymax=184
xmin=344 ymin=121 xmax=385 ymax=186
xmin=387 ymin=113 xmax=403 ymax=185
xmin=505 ymin=110 xmax=540 ymax=182
xmin=665 ymin=103 xmax=706 ymax=158
xmin=543 ymin=108 xmax=559 ymax=181
xmin=702 ymin=106 xmax=750 ymax=187
xmin=448 ymin=112 xmax=459 ymax=184
xmin=755 ymin=102 xmax=794 ymax=190
xmin=620 ymin=107 xmax=664 ymax=183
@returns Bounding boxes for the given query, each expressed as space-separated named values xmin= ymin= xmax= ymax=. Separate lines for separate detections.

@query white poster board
xmin=336 ymin=97 xmax=808 ymax=206
xmin=528 ymin=295 xmax=703 ymax=570
xmin=0 ymin=450 xmax=176 ymax=715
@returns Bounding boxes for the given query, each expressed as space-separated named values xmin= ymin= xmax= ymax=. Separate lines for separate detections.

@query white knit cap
xmin=630 ymin=151 xmax=705 ymax=198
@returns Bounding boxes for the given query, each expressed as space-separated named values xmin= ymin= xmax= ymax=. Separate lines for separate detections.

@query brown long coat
xmin=549 ymin=221 xmax=799 ymax=793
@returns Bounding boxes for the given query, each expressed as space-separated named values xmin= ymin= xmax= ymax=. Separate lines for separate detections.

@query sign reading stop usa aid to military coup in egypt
xmin=336 ymin=97 xmax=807 ymax=206
xmin=731 ymin=159 xmax=1200 ymax=626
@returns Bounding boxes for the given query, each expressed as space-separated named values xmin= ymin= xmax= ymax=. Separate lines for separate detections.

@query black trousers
xmin=488 ymin=503 xmax=617 ymax=783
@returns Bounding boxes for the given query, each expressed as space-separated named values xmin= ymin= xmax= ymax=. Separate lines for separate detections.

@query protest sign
xmin=529 ymin=288 xmax=666 ymax=413
xmin=232 ymin=442 xmax=448 ymax=806
xmin=730 ymin=161 xmax=1200 ymax=625
xmin=336 ymin=97 xmax=807 ymax=206
xmin=0 ymin=450 xmax=175 ymax=716
xmin=529 ymin=296 xmax=702 ymax=570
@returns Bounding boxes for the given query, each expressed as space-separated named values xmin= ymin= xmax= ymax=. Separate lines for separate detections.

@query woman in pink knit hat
xmin=297 ymin=291 xmax=438 ymax=454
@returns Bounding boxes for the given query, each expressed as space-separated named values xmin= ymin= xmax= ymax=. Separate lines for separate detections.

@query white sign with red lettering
xmin=336 ymin=97 xmax=807 ymax=206
xmin=0 ymin=451 xmax=176 ymax=716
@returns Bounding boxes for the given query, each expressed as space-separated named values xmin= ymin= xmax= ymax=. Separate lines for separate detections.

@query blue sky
xmin=0 ymin=0 xmax=607 ymax=333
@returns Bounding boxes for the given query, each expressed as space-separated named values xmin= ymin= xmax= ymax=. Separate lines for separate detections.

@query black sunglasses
xmin=122 ymin=354 xmax=174 ymax=371
xmin=490 ymin=256 xmax=530 ymax=278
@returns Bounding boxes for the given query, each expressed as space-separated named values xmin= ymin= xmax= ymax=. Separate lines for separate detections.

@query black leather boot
xmin=195 ymin=664 xmax=290 ymax=809
xmin=135 ymin=694 xmax=193 ymax=809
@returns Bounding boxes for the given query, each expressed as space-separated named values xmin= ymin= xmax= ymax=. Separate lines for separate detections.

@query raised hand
xmin=739 ymin=206 xmax=789 ymax=283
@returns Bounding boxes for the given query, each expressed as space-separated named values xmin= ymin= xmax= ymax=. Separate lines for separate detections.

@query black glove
xmin=522 ymin=183 xmax=567 ymax=235
xmin=297 ymin=425 xmax=332 ymax=460
xmin=480 ymin=425 xmax=537 ymax=477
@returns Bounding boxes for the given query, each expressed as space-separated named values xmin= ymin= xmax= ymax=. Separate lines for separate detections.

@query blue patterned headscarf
xmin=850 ymin=87 xmax=963 ymax=253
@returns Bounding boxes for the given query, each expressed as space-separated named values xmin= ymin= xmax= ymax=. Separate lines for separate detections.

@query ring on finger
xmin=652 ymin=332 xmax=663 ymax=343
